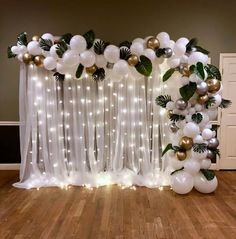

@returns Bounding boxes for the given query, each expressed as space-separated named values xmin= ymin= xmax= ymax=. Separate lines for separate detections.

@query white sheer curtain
xmin=14 ymin=62 xmax=169 ymax=189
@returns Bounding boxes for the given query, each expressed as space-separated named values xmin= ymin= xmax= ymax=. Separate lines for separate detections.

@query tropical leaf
xmin=7 ymin=46 xmax=16 ymax=58
xmin=205 ymin=64 xmax=221 ymax=81
xmin=186 ymin=38 xmax=198 ymax=53
xmin=53 ymin=72 xmax=65 ymax=81
xmin=193 ymin=143 xmax=207 ymax=153
xmin=135 ymin=55 xmax=152 ymax=77
xmin=219 ymin=98 xmax=232 ymax=109
xmin=191 ymin=113 xmax=203 ymax=124
xmin=169 ymin=114 xmax=185 ymax=122
xmin=60 ymin=33 xmax=73 ymax=44
xmin=195 ymin=46 xmax=210 ymax=55
xmin=179 ymin=82 xmax=197 ymax=101
xmin=163 ymin=68 xmax=175 ymax=82
xmin=170 ymin=167 xmax=184 ymax=175
xmin=155 ymin=95 xmax=172 ymax=108
xmin=17 ymin=32 xmax=28 ymax=46
xmin=56 ymin=40 xmax=68 ymax=58
xmin=119 ymin=41 xmax=132 ymax=48
xmin=39 ymin=38 xmax=53 ymax=51
xmin=83 ymin=30 xmax=95 ymax=49
xmin=76 ymin=64 xmax=84 ymax=79
xmin=206 ymin=97 xmax=216 ymax=109
xmin=94 ymin=40 xmax=109 ymax=55
xmin=120 ymin=47 xmax=131 ymax=60
xmin=195 ymin=62 xmax=205 ymax=80
xmin=200 ymin=169 xmax=215 ymax=181
xmin=162 ymin=143 xmax=173 ymax=156
xmin=92 ymin=68 xmax=105 ymax=81
xmin=155 ymin=48 xmax=165 ymax=57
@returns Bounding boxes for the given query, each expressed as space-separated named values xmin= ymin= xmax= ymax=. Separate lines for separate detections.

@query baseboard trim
xmin=0 ymin=121 xmax=20 ymax=126
xmin=0 ymin=164 xmax=20 ymax=170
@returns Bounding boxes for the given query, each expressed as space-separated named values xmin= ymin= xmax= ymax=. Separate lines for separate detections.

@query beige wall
xmin=0 ymin=0 xmax=236 ymax=121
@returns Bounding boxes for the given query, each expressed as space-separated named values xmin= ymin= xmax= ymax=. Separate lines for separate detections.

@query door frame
xmin=218 ymin=53 xmax=236 ymax=169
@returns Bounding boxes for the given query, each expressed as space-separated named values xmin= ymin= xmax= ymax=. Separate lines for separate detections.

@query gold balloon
xmin=179 ymin=136 xmax=193 ymax=150
xmin=146 ymin=37 xmax=160 ymax=50
xmin=176 ymin=151 xmax=187 ymax=161
xmin=167 ymin=110 xmax=173 ymax=119
xmin=128 ymin=55 xmax=139 ymax=66
xmin=180 ymin=65 xmax=190 ymax=77
xmin=32 ymin=35 xmax=40 ymax=41
xmin=86 ymin=65 xmax=97 ymax=74
xmin=23 ymin=53 xmax=33 ymax=64
xmin=197 ymin=94 xmax=209 ymax=104
xmin=34 ymin=55 xmax=45 ymax=67
xmin=206 ymin=78 xmax=221 ymax=93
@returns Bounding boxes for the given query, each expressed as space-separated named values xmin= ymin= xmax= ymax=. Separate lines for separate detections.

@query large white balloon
xmin=208 ymin=94 xmax=222 ymax=109
xmin=130 ymin=42 xmax=144 ymax=56
xmin=79 ymin=50 xmax=96 ymax=67
xmin=11 ymin=46 xmax=20 ymax=54
xmin=27 ymin=41 xmax=42 ymax=55
xmin=184 ymin=159 xmax=201 ymax=175
xmin=18 ymin=45 xmax=27 ymax=54
xmin=50 ymin=45 xmax=59 ymax=59
xmin=201 ymin=159 xmax=211 ymax=169
xmin=183 ymin=122 xmax=200 ymax=138
xmin=173 ymin=43 xmax=186 ymax=57
xmin=202 ymin=128 xmax=213 ymax=140
xmin=156 ymin=32 xmax=170 ymax=48
xmin=70 ymin=35 xmax=87 ymax=53
xmin=193 ymin=135 xmax=204 ymax=144
xmin=167 ymin=56 xmax=180 ymax=68
xmin=132 ymin=38 xmax=145 ymax=45
xmin=113 ymin=60 xmax=129 ymax=76
xmin=43 ymin=56 xmax=57 ymax=70
xmin=188 ymin=52 xmax=208 ymax=65
xmin=176 ymin=37 xmax=189 ymax=45
xmin=41 ymin=33 xmax=54 ymax=43
xmin=96 ymin=55 xmax=107 ymax=67
xmin=171 ymin=171 xmax=194 ymax=194
xmin=56 ymin=63 xmax=69 ymax=74
xmin=62 ymin=50 xmax=80 ymax=66
xmin=194 ymin=173 xmax=218 ymax=193
xmin=104 ymin=45 xmax=120 ymax=63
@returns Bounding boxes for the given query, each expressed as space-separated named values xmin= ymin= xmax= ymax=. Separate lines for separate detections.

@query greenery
xmin=206 ymin=96 xmax=216 ymax=109
xmin=195 ymin=46 xmax=210 ymax=55
xmin=179 ymin=82 xmax=197 ymax=101
xmin=169 ymin=114 xmax=185 ymax=122
xmin=7 ymin=46 xmax=16 ymax=58
xmin=193 ymin=143 xmax=207 ymax=153
xmin=17 ymin=32 xmax=27 ymax=46
xmin=39 ymin=38 xmax=53 ymax=51
xmin=60 ymin=33 xmax=73 ymax=44
xmin=56 ymin=40 xmax=68 ymax=58
xmin=120 ymin=47 xmax=131 ymax=60
xmin=135 ymin=55 xmax=152 ymax=77
xmin=155 ymin=95 xmax=172 ymax=108
xmin=186 ymin=38 xmax=209 ymax=55
xmin=219 ymin=98 xmax=232 ymax=108
xmin=94 ymin=40 xmax=109 ymax=55
xmin=119 ymin=41 xmax=132 ymax=48
xmin=92 ymin=68 xmax=105 ymax=81
xmin=53 ymin=72 xmax=65 ymax=81
xmin=192 ymin=113 xmax=203 ymax=124
xmin=205 ymin=64 xmax=221 ymax=81
xmin=163 ymin=68 xmax=176 ymax=82
xmin=83 ymin=30 xmax=95 ymax=49
xmin=200 ymin=169 xmax=215 ymax=181
xmin=76 ymin=64 xmax=84 ymax=78
xmin=170 ymin=167 xmax=184 ymax=175
xmin=161 ymin=143 xmax=181 ymax=156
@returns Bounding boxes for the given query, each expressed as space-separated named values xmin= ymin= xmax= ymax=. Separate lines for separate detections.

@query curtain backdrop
xmin=14 ymin=62 xmax=170 ymax=189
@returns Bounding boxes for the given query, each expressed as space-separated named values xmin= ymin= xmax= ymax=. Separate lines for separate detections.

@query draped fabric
xmin=14 ymin=62 xmax=170 ymax=189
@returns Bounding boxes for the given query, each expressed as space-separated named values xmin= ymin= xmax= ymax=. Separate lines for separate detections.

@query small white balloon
xmin=130 ymin=42 xmax=144 ymax=56
xmin=183 ymin=122 xmax=200 ymax=138
xmin=173 ymin=43 xmax=186 ymax=57
xmin=56 ymin=62 xmax=69 ymax=74
xmin=96 ymin=55 xmax=107 ymax=68
xmin=113 ymin=60 xmax=129 ymax=76
xmin=41 ymin=33 xmax=54 ymax=43
xmin=191 ymin=148 xmax=207 ymax=160
xmin=206 ymin=109 xmax=218 ymax=121
xmin=184 ymin=159 xmax=201 ymax=175
xmin=143 ymin=49 xmax=156 ymax=61
xmin=181 ymin=76 xmax=189 ymax=86
xmin=171 ymin=171 xmax=194 ymax=194
xmin=156 ymin=32 xmax=170 ymax=48
xmin=202 ymin=128 xmax=213 ymax=140
xmin=169 ymin=40 xmax=175 ymax=50
xmin=188 ymin=52 xmax=208 ymax=65
xmin=44 ymin=56 xmax=57 ymax=70
xmin=18 ymin=45 xmax=27 ymax=54
xmin=42 ymin=50 xmax=50 ymax=57
xmin=132 ymin=38 xmax=145 ymax=45
xmin=188 ymin=107 xmax=196 ymax=115
xmin=104 ymin=45 xmax=120 ymax=63
xmin=50 ymin=45 xmax=59 ymax=59
xmin=209 ymin=94 xmax=222 ymax=109
xmin=169 ymin=158 xmax=184 ymax=170
xmin=176 ymin=37 xmax=189 ymax=45
xmin=180 ymin=55 xmax=189 ymax=64
xmin=193 ymin=135 xmax=204 ymax=144
xmin=167 ymin=56 xmax=180 ymax=68
xmin=195 ymin=104 xmax=203 ymax=112
xmin=11 ymin=46 xmax=20 ymax=54
xmin=194 ymin=173 xmax=218 ymax=193
xmin=27 ymin=41 xmax=42 ymax=55
xmin=166 ymin=101 xmax=175 ymax=110
xmin=70 ymin=35 xmax=87 ymax=53
xmin=79 ymin=50 xmax=96 ymax=67
xmin=201 ymin=159 xmax=211 ymax=169
xmin=62 ymin=50 xmax=80 ymax=66
xmin=17 ymin=54 xmax=23 ymax=62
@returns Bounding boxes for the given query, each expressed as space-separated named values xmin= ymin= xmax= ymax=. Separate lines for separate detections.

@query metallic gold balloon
xmin=206 ymin=78 xmax=221 ymax=93
xmin=23 ymin=53 xmax=33 ymax=64
xmin=176 ymin=151 xmax=187 ymax=161
xmin=179 ymin=136 xmax=193 ymax=150
xmin=169 ymin=122 xmax=179 ymax=133
xmin=179 ymin=63 xmax=189 ymax=76
xmin=86 ymin=65 xmax=97 ymax=74
xmin=197 ymin=94 xmax=209 ymax=104
xmin=34 ymin=55 xmax=44 ymax=67
xmin=127 ymin=55 xmax=139 ymax=66
xmin=32 ymin=35 xmax=40 ymax=41
xmin=146 ymin=37 xmax=160 ymax=50
xmin=167 ymin=110 xmax=174 ymax=119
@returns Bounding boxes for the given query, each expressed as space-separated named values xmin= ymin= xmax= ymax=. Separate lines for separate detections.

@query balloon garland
xmin=8 ymin=30 xmax=231 ymax=194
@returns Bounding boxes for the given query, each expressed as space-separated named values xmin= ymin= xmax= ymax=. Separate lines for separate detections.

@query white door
xmin=219 ymin=54 xmax=236 ymax=169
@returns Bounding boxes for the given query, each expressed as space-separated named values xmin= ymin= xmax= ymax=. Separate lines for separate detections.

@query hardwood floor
xmin=0 ymin=171 xmax=235 ymax=239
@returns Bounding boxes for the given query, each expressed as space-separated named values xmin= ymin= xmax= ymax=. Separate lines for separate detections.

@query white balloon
xmin=193 ymin=135 xmax=204 ymax=144
xmin=132 ymin=38 xmax=145 ymax=45
xmin=171 ymin=171 xmax=194 ymax=194
xmin=50 ymin=45 xmax=59 ymax=59
xmin=42 ymin=50 xmax=50 ymax=57
xmin=173 ymin=43 xmax=186 ymax=56
xmin=188 ymin=52 xmax=208 ymax=65
xmin=184 ymin=159 xmax=201 ymax=175
xmin=191 ymin=148 xmax=207 ymax=160
xmin=70 ymin=35 xmax=87 ymax=53
xmin=169 ymin=40 xmax=175 ymax=50
xmin=143 ymin=49 xmax=156 ymax=61
xmin=41 ymin=33 xmax=54 ymax=43
xmin=156 ymin=32 xmax=170 ymax=48
xmin=79 ymin=50 xmax=96 ymax=67
xmin=189 ymin=73 xmax=199 ymax=83
xmin=194 ymin=173 xmax=218 ymax=193
xmin=11 ymin=46 xmax=20 ymax=54
xmin=56 ymin=62 xmax=71 ymax=74
xmin=96 ymin=55 xmax=107 ymax=68
xmin=27 ymin=41 xmax=42 ymax=55
xmin=180 ymin=55 xmax=189 ymax=64
xmin=104 ymin=45 xmax=120 ymax=63
xmin=185 ymin=114 xmax=192 ymax=123
xmin=166 ymin=101 xmax=175 ymax=110
xmin=202 ymin=128 xmax=213 ymax=140
xmin=209 ymin=94 xmax=222 ymax=109
xmin=175 ymin=120 xmax=186 ymax=128
xmin=195 ymin=104 xmax=203 ymax=112
xmin=201 ymin=159 xmax=211 ymax=169
xmin=44 ymin=56 xmax=57 ymax=70
xmin=17 ymin=54 xmax=23 ymax=62
xmin=167 ymin=56 xmax=180 ymax=68
xmin=188 ymin=107 xmax=196 ymax=115
xmin=62 ymin=50 xmax=80 ymax=66
xmin=183 ymin=122 xmax=200 ymax=138
xmin=176 ymin=37 xmax=189 ymax=45
xmin=130 ymin=42 xmax=144 ymax=56
xmin=113 ymin=60 xmax=129 ymax=76
xmin=169 ymin=158 xmax=184 ymax=170
xmin=18 ymin=45 xmax=27 ymax=54
xmin=181 ymin=76 xmax=189 ymax=86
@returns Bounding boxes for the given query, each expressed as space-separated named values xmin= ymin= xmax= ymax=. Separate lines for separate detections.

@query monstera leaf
xmin=135 ymin=55 xmax=152 ymax=77
xmin=179 ymin=82 xmax=197 ymax=101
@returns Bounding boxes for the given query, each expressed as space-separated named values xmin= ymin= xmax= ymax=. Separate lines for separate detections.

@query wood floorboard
xmin=0 ymin=171 xmax=235 ymax=239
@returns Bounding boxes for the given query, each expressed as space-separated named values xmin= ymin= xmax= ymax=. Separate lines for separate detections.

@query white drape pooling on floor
xmin=14 ymin=62 xmax=170 ymax=189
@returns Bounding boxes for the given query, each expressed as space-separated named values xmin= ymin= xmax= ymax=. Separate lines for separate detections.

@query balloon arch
xmin=8 ymin=31 xmax=231 ymax=194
